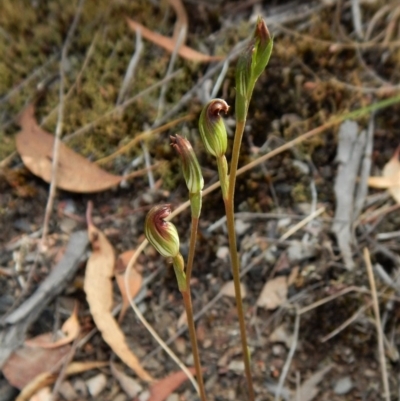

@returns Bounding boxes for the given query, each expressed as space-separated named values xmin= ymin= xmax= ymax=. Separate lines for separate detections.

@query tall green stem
xmin=182 ymin=290 xmax=207 ymax=401
xmin=216 ymin=156 xmax=229 ymax=199
xmin=185 ymin=216 xmax=199 ymax=288
xmin=223 ymin=120 xmax=255 ymax=400
xmin=173 ymin=254 xmax=207 ymax=401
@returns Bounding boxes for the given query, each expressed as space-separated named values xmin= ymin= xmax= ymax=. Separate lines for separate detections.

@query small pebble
xmin=228 ymin=360 xmax=245 ymax=372
xmin=166 ymin=394 xmax=180 ymax=401
xmin=58 ymin=381 xmax=77 ymax=401
xmin=235 ymin=219 xmax=250 ymax=235
xmin=86 ymin=373 xmax=107 ymax=397
xmin=333 ymin=376 xmax=353 ymax=395
xmin=73 ymin=379 xmax=87 ymax=397
xmin=113 ymin=394 xmax=128 ymax=401
xmin=217 ymin=246 xmax=229 ymax=260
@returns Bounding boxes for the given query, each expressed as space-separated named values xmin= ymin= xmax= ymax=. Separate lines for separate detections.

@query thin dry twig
xmin=298 ymin=286 xmax=366 ymax=315
xmin=275 ymin=309 xmax=300 ymax=401
xmin=95 ymin=114 xmax=194 ymax=165
xmin=279 ymin=206 xmax=325 ymax=241
xmin=116 ymin=27 xmax=143 ymax=106
xmin=41 ymin=0 xmax=85 ymax=248
xmin=320 ymin=302 xmax=371 ymax=342
xmin=364 ymin=247 xmax=391 ymax=401
xmin=51 ymin=330 xmax=80 ymax=400
xmin=275 ymin=22 xmax=400 ymax=50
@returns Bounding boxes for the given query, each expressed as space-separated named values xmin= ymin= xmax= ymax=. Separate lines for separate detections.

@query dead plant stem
xmin=182 ymin=290 xmax=208 ymax=401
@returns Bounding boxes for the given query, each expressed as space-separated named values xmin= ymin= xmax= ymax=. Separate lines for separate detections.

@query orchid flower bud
xmin=145 ymin=205 xmax=180 ymax=258
xmin=235 ymin=17 xmax=273 ymax=121
xmin=252 ymin=17 xmax=273 ymax=82
xmin=170 ymin=135 xmax=204 ymax=195
xmin=198 ymin=99 xmax=229 ymax=158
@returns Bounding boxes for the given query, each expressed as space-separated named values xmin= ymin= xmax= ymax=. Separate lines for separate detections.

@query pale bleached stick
xmin=364 ymin=247 xmax=390 ymax=401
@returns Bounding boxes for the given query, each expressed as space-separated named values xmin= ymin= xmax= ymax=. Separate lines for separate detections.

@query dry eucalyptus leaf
xmin=24 ymin=304 xmax=80 ymax=349
xmin=220 ymin=281 xmax=247 ymax=299
xmin=16 ymin=105 xmax=124 ymax=193
xmin=28 ymin=386 xmax=51 ymax=401
xmin=368 ymin=147 xmax=400 ymax=204
xmin=145 ymin=368 xmax=196 ymax=401
xmin=84 ymin=218 xmax=153 ymax=382
xmin=2 ymin=334 xmax=71 ymax=389
xmin=16 ymin=361 xmax=107 ymax=401
xmin=126 ymin=18 xmax=223 ymax=62
xmin=115 ymin=250 xmax=143 ymax=323
xmin=256 ymin=276 xmax=288 ymax=310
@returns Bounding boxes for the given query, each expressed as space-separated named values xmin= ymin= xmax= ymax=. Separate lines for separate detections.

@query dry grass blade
xmin=96 ymin=114 xmax=194 ymax=165
xmin=84 ymin=204 xmax=153 ymax=382
xmin=363 ymin=248 xmax=390 ymax=401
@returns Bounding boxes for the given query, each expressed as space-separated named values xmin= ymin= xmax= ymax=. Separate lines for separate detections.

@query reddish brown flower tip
xmin=199 ymin=99 xmax=229 ymax=157
xmin=170 ymin=135 xmax=204 ymax=194
xmin=206 ymin=99 xmax=230 ymax=120
xmin=145 ymin=205 xmax=180 ymax=258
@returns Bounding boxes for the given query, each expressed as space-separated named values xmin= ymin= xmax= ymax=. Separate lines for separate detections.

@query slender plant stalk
xmin=181 ymin=222 xmax=207 ymax=401
xmin=182 ymin=290 xmax=208 ymax=401
xmin=216 ymin=156 xmax=229 ymax=199
xmin=185 ymin=216 xmax=199 ymax=286
xmin=228 ymin=120 xmax=246 ymax=195
xmin=223 ymin=119 xmax=255 ymax=401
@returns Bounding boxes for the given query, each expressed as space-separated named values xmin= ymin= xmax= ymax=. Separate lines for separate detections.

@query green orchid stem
xmin=216 ymin=155 xmax=229 ymax=199
xmin=185 ymin=215 xmax=199 ymax=287
xmin=173 ymin=254 xmax=207 ymax=401
xmin=181 ymin=290 xmax=207 ymax=401
xmin=225 ymin=117 xmax=255 ymax=401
